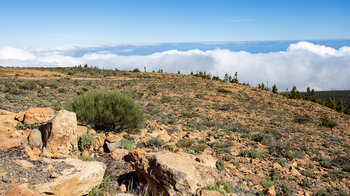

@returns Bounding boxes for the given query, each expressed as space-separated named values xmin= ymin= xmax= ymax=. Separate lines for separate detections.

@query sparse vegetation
xmin=67 ymin=89 xmax=145 ymax=131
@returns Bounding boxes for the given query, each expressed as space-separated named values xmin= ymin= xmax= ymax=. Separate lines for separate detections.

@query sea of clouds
xmin=0 ymin=41 xmax=349 ymax=91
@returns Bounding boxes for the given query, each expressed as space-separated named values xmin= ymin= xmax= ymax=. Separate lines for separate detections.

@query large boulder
xmin=135 ymin=151 xmax=219 ymax=196
xmin=33 ymin=158 xmax=106 ymax=196
xmin=0 ymin=110 xmax=17 ymax=132
xmin=42 ymin=110 xmax=78 ymax=158
xmin=16 ymin=107 xmax=55 ymax=124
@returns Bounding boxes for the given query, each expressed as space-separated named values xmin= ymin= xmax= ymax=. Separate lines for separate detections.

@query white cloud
xmin=0 ymin=41 xmax=349 ymax=91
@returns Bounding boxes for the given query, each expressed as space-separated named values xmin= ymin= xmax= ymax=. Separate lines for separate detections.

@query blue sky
xmin=1 ymin=0 xmax=349 ymax=47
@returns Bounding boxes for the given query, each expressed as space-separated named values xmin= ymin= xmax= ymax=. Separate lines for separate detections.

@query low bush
xmin=119 ymin=139 xmax=133 ymax=150
xmin=321 ymin=114 xmax=337 ymax=128
xmin=67 ymin=90 xmax=145 ymax=131
xmin=239 ymin=149 xmax=266 ymax=159
xmin=146 ymin=137 xmax=164 ymax=148
xmin=78 ymin=155 xmax=95 ymax=162
xmin=78 ymin=134 xmax=94 ymax=151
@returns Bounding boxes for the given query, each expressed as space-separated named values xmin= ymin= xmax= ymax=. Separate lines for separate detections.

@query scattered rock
xmin=196 ymin=189 xmax=224 ymax=196
xmin=82 ymin=149 xmax=89 ymax=157
xmin=290 ymin=166 xmax=302 ymax=177
xmin=135 ymin=151 xmax=218 ymax=195
xmin=2 ymin=175 xmax=10 ymax=183
xmin=88 ymin=129 xmax=96 ymax=135
xmin=24 ymin=146 xmax=41 ymax=161
xmin=266 ymin=185 xmax=276 ymax=196
xmin=43 ymin=164 xmax=53 ymax=172
xmin=28 ymin=129 xmax=43 ymax=149
xmin=106 ymin=141 xmax=121 ymax=152
xmin=3 ymin=186 xmax=37 ymax=196
xmin=42 ymin=110 xmax=78 ymax=158
xmin=0 ymin=137 xmax=21 ymax=150
xmin=50 ymin=173 xmax=58 ymax=178
xmin=21 ymin=107 xmax=55 ymax=124
xmin=106 ymin=133 xmax=123 ymax=143
xmin=20 ymin=177 xmax=29 ymax=183
xmin=118 ymin=184 xmax=127 ymax=193
xmin=13 ymin=160 xmax=34 ymax=169
xmin=76 ymin=126 xmax=88 ymax=137
xmin=0 ymin=112 xmax=17 ymax=132
xmin=125 ymin=149 xmax=146 ymax=162
xmin=111 ymin=149 xmax=129 ymax=160
xmin=33 ymin=158 xmax=106 ymax=196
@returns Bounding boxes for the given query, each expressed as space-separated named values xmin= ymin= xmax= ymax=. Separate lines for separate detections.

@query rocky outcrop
xmin=135 ymin=151 xmax=219 ymax=196
xmin=33 ymin=158 xmax=106 ymax=196
xmin=42 ymin=110 xmax=78 ymax=158
xmin=15 ymin=107 xmax=55 ymax=124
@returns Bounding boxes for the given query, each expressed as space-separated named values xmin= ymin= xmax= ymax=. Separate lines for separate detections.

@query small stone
xmin=88 ymin=129 xmax=96 ymax=135
xmin=20 ymin=178 xmax=28 ymax=183
xmin=28 ymin=129 xmax=43 ymax=149
xmin=13 ymin=160 xmax=34 ymax=169
xmin=118 ymin=184 xmax=127 ymax=193
xmin=2 ymin=175 xmax=9 ymax=183
xmin=111 ymin=149 xmax=129 ymax=160
xmin=43 ymin=164 xmax=53 ymax=172
xmin=266 ymin=185 xmax=276 ymax=196
xmin=82 ymin=150 xmax=89 ymax=157
xmin=50 ymin=173 xmax=58 ymax=178
xmin=98 ymin=147 xmax=104 ymax=153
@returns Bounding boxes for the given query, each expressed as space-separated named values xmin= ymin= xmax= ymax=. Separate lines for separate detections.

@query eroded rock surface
xmin=135 ymin=151 xmax=219 ymax=196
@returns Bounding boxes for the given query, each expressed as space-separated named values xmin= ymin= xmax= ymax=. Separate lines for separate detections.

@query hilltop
xmin=0 ymin=66 xmax=349 ymax=195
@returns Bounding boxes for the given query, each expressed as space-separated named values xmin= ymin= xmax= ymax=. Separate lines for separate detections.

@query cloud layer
xmin=1 ymin=41 xmax=350 ymax=91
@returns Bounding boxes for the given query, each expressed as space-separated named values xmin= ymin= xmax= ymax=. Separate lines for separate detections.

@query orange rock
xmin=266 ymin=186 xmax=276 ymax=196
xmin=111 ymin=149 xmax=129 ymax=160
xmin=82 ymin=150 xmax=89 ymax=157
xmin=290 ymin=166 xmax=302 ymax=177
xmin=15 ymin=111 xmax=25 ymax=122
xmin=13 ymin=160 xmax=34 ymax=169
xmin=75 ymin=126 xmax=88 ymax=137
xmin=0 ymin=137 xmax=21 ymax=150
xmin=24 ymin=146 xmax=41 ymax=161
xmin=196 ymin=189 xmax=224 ymax=196
xmin=43 ymin=164 xmax=54 ymax=172
xmin=126 ymin=149 xmax=146 ymax=162
xmin=88 ymin=129 xmax=96 ymax=135
xmin=106 ymin=132 xmax=122 ymax=143
xmin=3 ymin=187 xmax=38 ymax=196
xmin=98 ymin=147 xmax=104 ymax=154
xmin=118 ymin=184 xmax=127 ymax=193
xmin=22 ymin=107 xmax=55 ymax=124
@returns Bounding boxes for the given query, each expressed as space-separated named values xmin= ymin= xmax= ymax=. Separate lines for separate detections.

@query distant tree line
xmin=189 ymin=70 xmax=349 ymax=115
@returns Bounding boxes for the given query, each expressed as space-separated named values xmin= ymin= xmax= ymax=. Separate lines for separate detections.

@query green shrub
xmin=193 ymin=143 xmax=207 ymax=153
xmin=146 ymin=137 xmax=164 ymax=148
xmin=321 ymin=114 xmax=337 ymax=128
xmin=119 ymin=139 xmax=133 ymax=150
xmin=252 ymin=133 xmax=266 ymax=142
xmin=294 ymin=114 xmax=311 ymax=124
xmin=216 ymin=158 xmax=225 ymax=171
xmin=67 ymin=90 xmax=145 ymax=131
xmin=176 ymin=138 xmax=195 ymax=148
xmin=261 ymin=181 xmax=274 ymax=188
xmin=133 ymin=68 xmax=141 ymax=72
xmin=78 ymin=134 xmax=94 ymax=151
xmin=78 ymin=155 xmax=95 ymax=161
xmin=239 ymin=150 xmax=266 ymax=159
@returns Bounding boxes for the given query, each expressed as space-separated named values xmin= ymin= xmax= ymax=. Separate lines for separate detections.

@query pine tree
xmin=326 ymin=97 xmax=337 ymax=110
xmin=335 ymin=100 xmax=345 ymax=113
xmin=289 ymin=86 xmax=301 ymax=99
xmin=272 ymin=84 xmax=278 ymax=94
xmin=224 ymin=73 xmax=229 ymax=82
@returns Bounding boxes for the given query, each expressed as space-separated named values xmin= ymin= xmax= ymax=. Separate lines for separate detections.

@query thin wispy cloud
xmin=0 ymin=42 xmax=349 ymax=91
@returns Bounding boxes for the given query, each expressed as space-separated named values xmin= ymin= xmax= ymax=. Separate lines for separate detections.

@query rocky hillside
xmin=0 ymin=67 xmax=349 ymax=196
